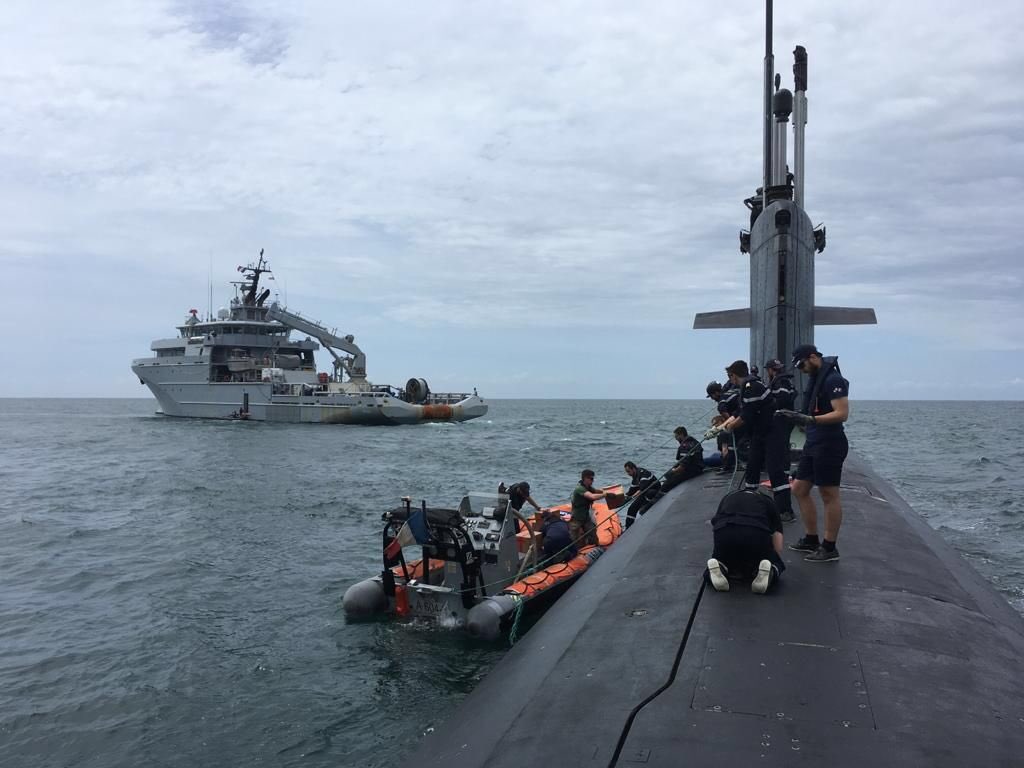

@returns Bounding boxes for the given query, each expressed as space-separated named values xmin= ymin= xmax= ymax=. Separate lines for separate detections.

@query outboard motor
xmin=405 ymin=377 xmax=430 ymax=404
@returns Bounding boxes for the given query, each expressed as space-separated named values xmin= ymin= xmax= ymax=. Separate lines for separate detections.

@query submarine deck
xmin=405 ymin=453 xmax=1024 ymax=766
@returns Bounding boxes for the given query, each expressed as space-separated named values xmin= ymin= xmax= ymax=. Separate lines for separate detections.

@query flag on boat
xmin=384 ymin=507 xmax=430 ymax=561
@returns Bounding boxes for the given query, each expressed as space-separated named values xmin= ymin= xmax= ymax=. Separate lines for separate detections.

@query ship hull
xmin=132 ymin=365 xmax=487 ymax=424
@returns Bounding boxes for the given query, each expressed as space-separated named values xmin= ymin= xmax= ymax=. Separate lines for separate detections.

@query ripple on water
xmin=0 ymin=398 xmax=1022 ymax=767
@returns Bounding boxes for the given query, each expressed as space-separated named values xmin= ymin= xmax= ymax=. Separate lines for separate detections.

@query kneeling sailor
xmin=540 ymin=510 xmax=577 ymax=564
xmin=706 ymin=488 xmax=785 ymax=594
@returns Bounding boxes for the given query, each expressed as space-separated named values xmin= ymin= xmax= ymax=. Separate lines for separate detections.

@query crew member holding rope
xmin=660 ymin=426 xmax=705 ymax=493
xmin=765 ymin=358 xmax=797 ymax=521
xmin=718 ymin=360 xmax=795 ymax=523
xmin=623 ymin=461 xmax=661 ymax=528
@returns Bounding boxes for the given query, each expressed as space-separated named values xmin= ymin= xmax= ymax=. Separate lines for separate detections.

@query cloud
xmin=1 ymin=0 xmax=1022 ymax=396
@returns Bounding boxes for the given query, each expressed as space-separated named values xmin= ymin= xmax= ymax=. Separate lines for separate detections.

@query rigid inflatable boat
xmin=342 ymin=487 xmax=624 ymax=640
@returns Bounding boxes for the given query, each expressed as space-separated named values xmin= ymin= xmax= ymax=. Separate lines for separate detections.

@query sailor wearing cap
xmin=706 ymin=380 xmax=739 ymax=418
xmin=764 ymin=358 xmax=795 ymax=410
xmin=717 ymin=360 xmax=790 ymax=519
xmin=570 ymin=470 xmax=605 ymax=546
xmin=504 ymin=481 xmax=542 ymax=514
xmin=779 ymin=344 xmax=850 ymax=563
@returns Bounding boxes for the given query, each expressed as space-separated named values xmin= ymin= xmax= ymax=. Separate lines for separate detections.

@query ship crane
xmin=266 ymin=302 xmax=368 ymax=385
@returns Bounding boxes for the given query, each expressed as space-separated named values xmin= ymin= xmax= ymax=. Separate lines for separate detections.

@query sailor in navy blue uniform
xmin=504 ymin=481 xmax=542 ymax=514
xmin=778 ymin=344 xmax=850 ymax=563
xmin=764 ymin=358 xmax=796 ymax=521
xmin=705 ymin=488 xmax=785 ymax=594
xmin=497 ymin=481 xmax=544 ymax=533
xmin=623 ymin=461 xmax=661 ymax=529
xmin=718 ymin=360 xmax=792 ymax=521
xmin=661 ymin=426 xmax=705 ymax=492
xmin=540 ymin=510 xmax=576 ymax=564
xmin=706 ymin=380 xmax=740 ymax=418
xmin=707 ymin=379 xmax=747 ymax=464
xmin=765 ymin=358 xmax=796 ymax=411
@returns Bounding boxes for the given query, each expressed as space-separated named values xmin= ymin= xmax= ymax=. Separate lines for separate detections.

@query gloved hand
xmin=776 ymin=409 xmax=815 ymax=427
xmin=702 ymin=426 xmax=722 ymax=441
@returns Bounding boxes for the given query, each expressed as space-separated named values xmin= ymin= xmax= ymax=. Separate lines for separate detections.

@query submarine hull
xmin=404 ymin=457 xmax=1024 ymax=766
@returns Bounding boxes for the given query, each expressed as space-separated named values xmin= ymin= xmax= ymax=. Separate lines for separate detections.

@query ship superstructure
xmin=132 ymin=252 xmax=487 ymax=424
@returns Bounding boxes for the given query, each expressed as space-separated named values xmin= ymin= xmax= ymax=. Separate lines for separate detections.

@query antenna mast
xmin=792 ymin=45 xmax=808 ymax=209
xmin=208 ymin=253 xmax=213 ymax=321
xmin=762 ymin=0 xmax=774 ymax=210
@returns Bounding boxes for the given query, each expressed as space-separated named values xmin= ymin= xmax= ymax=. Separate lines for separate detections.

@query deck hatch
xmin=693 ymin=638 xmax=873 ymax=727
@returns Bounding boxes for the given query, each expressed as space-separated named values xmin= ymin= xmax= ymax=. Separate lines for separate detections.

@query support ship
xmin=131 ymin=253 xmax=487 ymax=425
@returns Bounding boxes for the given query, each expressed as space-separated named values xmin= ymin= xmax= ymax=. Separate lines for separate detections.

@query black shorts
xmin=795 ymin=434 xmax=849 ymax=487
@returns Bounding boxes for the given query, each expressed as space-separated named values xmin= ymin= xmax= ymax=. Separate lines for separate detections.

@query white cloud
xmin=2 ymin=0 xmax=1023 ymax=396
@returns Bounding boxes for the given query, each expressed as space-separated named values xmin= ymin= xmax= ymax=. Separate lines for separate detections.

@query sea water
xmin=1 ymin=398 xmax=1021 ymax=767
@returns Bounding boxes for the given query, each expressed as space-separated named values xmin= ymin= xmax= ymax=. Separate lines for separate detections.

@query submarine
xmin=401 ymin=3 xmax=1024 ymax=766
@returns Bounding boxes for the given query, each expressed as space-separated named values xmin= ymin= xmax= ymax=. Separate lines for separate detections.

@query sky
xmin=3 ymin=0 xmax=1022 ymax=399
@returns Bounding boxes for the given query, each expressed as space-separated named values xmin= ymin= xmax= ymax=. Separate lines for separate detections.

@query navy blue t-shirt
xmin=805 ymin=369 xmax=849 ymax=444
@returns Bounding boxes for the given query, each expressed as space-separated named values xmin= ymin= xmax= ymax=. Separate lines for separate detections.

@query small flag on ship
xmin=384 ymin=506 xmax=430 ymax=560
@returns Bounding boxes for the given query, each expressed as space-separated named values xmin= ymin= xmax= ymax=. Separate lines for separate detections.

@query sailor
xmin=718 ymin=360 xmax=795 ymax=523
xmin=708 ymin=378 xmax=748 ymax=463
xmin=712 ymin=415 xmax=735 ymax=472
xmin=496 ymin=481 xmax=543 ymax=533
xmin=660 ymin=427 xmax=704 ymax=493
xmin=765 ymin=357 xmax=796 ymax=423
xmin=720 ymin=362 xmax=782 ymax=505
xmin=706 ymin=488 xmax=785 ymax=594
xmin=700 ymin=417 xmax=725 ymax=468
xmin=764 ymin=358 xmax=797 ymax=521
xmin=504 ymin=481 xmax=543 ymax=515
xmin=778 ymin=344 xmax=850 ymax=563
xmin=706 ymin=380 xmax=739 ymax=418
xmin=540 ymin=510 xmax=576 ymax=564
xmin=623 ymin=461 xmax=661 ymax=529
xmin=570 ymin=469 xmax=606 ymax=546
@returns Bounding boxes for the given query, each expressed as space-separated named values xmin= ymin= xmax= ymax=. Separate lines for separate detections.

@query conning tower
xmin=694 ymin=9 xmax=875 ymax=372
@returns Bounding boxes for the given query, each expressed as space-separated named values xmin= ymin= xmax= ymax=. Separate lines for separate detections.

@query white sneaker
xmin=752 ymin=559 xmax=774 ymax=594
xmin=707 ymin=558 xmax=730 ymax=592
